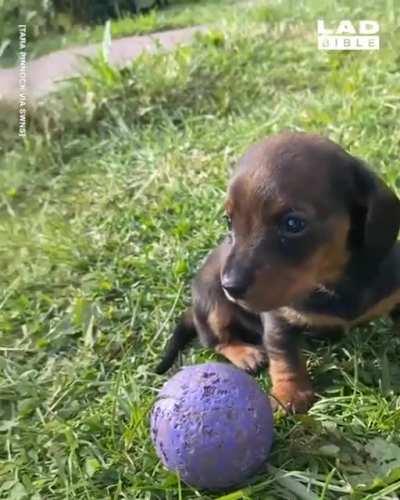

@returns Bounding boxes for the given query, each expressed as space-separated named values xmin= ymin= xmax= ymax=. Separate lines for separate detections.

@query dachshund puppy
xmin=156 ymin=132 xmax=400 ymax=413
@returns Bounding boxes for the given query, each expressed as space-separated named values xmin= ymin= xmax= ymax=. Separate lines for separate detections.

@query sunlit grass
xmin=1 ymin=1 xmax=400 ymax=498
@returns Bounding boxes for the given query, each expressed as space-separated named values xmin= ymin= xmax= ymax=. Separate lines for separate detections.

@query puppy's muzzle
xmin=221 ymin=275 xmax=248 ymax=299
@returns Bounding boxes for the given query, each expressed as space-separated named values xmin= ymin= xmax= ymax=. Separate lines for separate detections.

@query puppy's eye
xmin=280 ymin=214 xmax=306 ymax=235
xmin=224 ymin=214 xmax=232 ymax=230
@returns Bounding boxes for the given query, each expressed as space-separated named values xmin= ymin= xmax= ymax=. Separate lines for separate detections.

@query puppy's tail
xmin=155 ymin=308 xmax=197 ymax=374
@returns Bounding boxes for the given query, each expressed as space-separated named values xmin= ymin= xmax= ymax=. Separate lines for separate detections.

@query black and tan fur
xmin=155 ymin=132 xmax=400 ymax=413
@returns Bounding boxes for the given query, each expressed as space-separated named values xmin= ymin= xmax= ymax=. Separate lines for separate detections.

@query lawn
xmin=1 ymin=0 xmax=241 ymax=67
xmin=1 ymin=0 xmax=400 ymax=498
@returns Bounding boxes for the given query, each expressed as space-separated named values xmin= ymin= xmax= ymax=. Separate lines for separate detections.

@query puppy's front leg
xmin=192 ymin=242 xmax=266 ymax=374
xmin=194 ymin=289 xmax=266 ymax=374
xmin=262 ymin=313 xmax=315 ymax=413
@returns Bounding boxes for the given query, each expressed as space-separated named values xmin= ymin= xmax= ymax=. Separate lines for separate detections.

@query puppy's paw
xmin=270 ymin=381 xmax=315 ymax=414
xmin=216 ymin=342 xmax=266 ymax=374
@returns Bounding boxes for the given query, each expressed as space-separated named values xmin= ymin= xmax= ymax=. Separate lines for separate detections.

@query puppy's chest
xmin=280 ymin=282 xmax=400 ymax=328
xmin=289 ymin=288 xmax=362 ymax=327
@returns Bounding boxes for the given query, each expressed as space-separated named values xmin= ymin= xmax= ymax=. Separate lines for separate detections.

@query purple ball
xmin=151 ymin=362 xmax=273 ymax=490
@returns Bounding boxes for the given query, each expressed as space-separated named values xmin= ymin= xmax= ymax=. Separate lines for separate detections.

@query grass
xmin=1 ymin=0 xmax=400 ymax=498
xmin=0 ymin=0 xmax=242 ymax=67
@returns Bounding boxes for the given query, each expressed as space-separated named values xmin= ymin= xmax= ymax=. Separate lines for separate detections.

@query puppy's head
xmin=221 ymin=132 xmax=400 ymax=312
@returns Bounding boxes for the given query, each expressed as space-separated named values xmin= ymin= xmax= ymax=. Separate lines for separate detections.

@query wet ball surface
xmin=151 ymin=362 xmax=273 ymax=490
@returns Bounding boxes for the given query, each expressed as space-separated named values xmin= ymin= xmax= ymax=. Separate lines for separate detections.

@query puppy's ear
xmin=349 ymin=159 xmax=400 ymax=265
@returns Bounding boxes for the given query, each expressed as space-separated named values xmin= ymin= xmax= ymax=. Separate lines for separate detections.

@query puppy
xmin=155 ymin=132 xmax=400 ymax=413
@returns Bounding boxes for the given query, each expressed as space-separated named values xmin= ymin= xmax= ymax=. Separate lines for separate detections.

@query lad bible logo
xmin=317 ymin=20 xmax=380 ymax=50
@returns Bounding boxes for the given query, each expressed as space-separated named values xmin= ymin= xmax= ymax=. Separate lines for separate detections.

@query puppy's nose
xmin=221 ymin=276 xmax=248 ymax=299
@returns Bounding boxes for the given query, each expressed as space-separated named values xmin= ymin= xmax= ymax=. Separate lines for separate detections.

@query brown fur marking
xmin=269 ymin=356 xmax=314 ymax=413
xmin=216 ymin=341 xmax=265 ymax=372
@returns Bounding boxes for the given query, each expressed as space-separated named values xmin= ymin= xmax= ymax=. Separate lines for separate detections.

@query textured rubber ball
xmin=151 ymin=362 xmax=273 ymax=490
